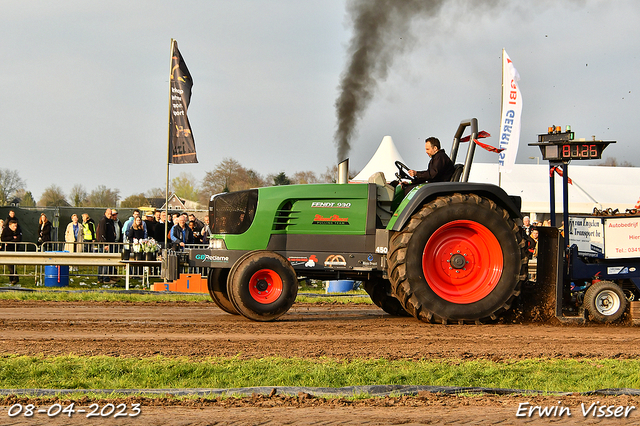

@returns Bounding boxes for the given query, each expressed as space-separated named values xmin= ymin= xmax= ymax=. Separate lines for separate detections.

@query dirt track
xmin=1 ymin=300 xmax=640 ymax=360
xmin=2 ymin=299 xmax=640 ymax=425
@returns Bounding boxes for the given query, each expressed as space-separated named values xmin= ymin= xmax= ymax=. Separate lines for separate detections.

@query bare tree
xmin=291 ymin=170 xmax=320 ymax=185
xmin=200 ymin=158 xmax=267 ymax=204
xmin=202 ymin=158 xmax=243 ymax=194
xmin=596 ymin=157 xmax=634 ymax=167
xmin=69 ymin=184 xmax=89 ymax=207
xmin=0 ymin=169 xmax=26 ymax=206
xmin=145 ymin=187 xmax=166 ymax=198
xmin=121 ymin=193 xmax=149 ymax=208
xmin=241 ymin=168 xmax=266 ymax=189
xmin=39 ymin=184 xmax=70 ymax=207
xmin=86 ymin=185 xmax=120 ymax=207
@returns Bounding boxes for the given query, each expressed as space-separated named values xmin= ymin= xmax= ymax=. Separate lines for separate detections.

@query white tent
xmin=352 ymin=136 xmax=407 ymax=183
xmin=469 ymin=163 xmax=640 ymax=215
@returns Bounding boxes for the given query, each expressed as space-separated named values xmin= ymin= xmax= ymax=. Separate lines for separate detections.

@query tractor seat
xmin=450 ymin=164 xmax=464 ymax=182
xmin=368 ymin=172 xmax=395 ymax=202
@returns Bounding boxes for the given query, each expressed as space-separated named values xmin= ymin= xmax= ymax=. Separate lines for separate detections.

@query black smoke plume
xmin=334 ymin=0 xmax=451 ymax=161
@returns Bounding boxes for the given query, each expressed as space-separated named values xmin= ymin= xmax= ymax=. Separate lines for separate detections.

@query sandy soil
xmin=1 ymin=300 xmax=639 ymax=425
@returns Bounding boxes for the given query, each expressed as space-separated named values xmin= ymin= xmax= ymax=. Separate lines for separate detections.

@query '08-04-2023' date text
xmin=5 ymin=403 xmax=141 ymax=418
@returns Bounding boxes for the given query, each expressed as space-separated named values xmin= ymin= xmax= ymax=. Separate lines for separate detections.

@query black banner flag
xmin=168 ymin=40 xmax=197 ymax=164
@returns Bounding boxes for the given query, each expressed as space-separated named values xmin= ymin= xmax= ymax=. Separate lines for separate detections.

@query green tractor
xmin=171 ymin=118 xmax=528 ymax=323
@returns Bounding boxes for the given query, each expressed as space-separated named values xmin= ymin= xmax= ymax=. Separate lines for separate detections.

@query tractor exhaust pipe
xmin=337 ymin=159 xmax=349 ymax=184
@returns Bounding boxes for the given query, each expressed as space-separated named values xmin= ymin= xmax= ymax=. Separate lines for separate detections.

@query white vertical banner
xmin=498 ymin=50 xmax=522 ymax=174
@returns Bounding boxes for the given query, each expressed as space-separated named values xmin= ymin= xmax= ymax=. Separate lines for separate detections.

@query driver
xmin=394 ymin=137 xmax=455 ymax=193
xmin=409 ymin=137 xmax=455 ymax=184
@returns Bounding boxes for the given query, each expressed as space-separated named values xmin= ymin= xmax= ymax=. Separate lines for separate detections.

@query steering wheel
xmin=395 ymin=161 xmax=414 ymax=181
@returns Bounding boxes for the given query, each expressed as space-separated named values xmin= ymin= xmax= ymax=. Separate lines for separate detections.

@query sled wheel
xmin=387 ymin=193 xmax=526 ymax=324
xmin=227 ymin=250 xmax=298 ymax=321
xmin=207 ymin=268 xmax=238 ymax=315
xmin=363 ymin=277 xmax=409 ymax=316
xmin=584 ymin=281 xmax=627 ymax=323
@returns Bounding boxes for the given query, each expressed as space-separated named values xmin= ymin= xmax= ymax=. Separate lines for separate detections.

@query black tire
xmin=207 ymin=268 xmax=238 ymax=315
xmin=227 ymin=250 xmax=298 ymax=321
xmin=584 ymin=281 xmax=627 ymax=323
xmin=387 ymin=193 xmax=527 ymax=324
xmin=363 ymin=277 xmax=409 ymax=316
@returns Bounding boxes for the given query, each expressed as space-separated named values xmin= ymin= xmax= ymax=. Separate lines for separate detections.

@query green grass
xmin=0 ymin=356 xmax=638 ymax=392
xmin=0 ymin=290 xmax=210 ymax=303
xmin=0 ymin=284 xmax=372 ymax=304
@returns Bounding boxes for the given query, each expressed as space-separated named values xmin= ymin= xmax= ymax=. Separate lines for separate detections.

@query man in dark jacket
xmin=97 ymin=208 xmax=116 ymax=284
xmin=1 ymin=219 xmax=22 ymax=284
xmin=170 ymin=214 xmax=194 ymax=250
xmin=408 ymin=137 xmax=455 ymax=184
xmin=143 ymin=211 xmax=157 ymax=242
xmin=395 ymin=137 xmax=455 ymax=196
xmin=5 ymin=210 xmax=22 ymax=237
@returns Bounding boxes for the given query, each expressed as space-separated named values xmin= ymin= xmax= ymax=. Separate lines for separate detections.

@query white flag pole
xmin=498 ymin=48 xmax=504 ymax=188
xmin=165 ymin=38 xmax=175 ymax=252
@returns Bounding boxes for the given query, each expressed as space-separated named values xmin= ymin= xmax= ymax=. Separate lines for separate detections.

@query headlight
xmin=209 ymin=238 xmax=226 ymax=250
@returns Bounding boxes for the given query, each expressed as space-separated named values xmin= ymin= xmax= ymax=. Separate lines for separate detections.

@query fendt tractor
xmin=164 ymin=118 xmax=529 ymax=324
xmin=161 ymin=118 xmax=640 ymax=324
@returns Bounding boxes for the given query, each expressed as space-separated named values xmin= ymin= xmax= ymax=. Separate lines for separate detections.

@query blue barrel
xmin=44 ymin=265 xmax=69 ymax=287
xmin=44 ymin=251 xmax=70 ymax=287
xmin=326 ymin=280 xmax=355 ymax=293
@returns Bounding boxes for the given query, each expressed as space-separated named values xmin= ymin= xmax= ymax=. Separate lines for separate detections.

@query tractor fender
xmin=389 ymin=183 xmax=522 ymax=232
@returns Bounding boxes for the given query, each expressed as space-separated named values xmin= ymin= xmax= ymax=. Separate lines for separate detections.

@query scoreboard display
xmin=541 ymin=142 xmax=608 ymax=161
xmin=529 ymin=126 xmax=614 ymax=162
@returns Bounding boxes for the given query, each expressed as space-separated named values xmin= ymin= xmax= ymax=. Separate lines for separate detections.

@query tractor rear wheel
xmin=363 ymin=277 xmax=409 ymax=316
xmin=584 ymin=281 xmax=627 ymax=323
xmin=387 ymin=193 xmax=526 ymax=324
xmin=207 ymin=268 xmax=238 ymax=315
xmin=227 ymin=250 xmax=298 ymax=321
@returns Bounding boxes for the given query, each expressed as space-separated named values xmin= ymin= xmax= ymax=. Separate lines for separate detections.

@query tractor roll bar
xmin=449 ymin=118 xmax=478 ymax=183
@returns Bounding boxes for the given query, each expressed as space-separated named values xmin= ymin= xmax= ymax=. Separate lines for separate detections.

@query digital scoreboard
xmin=529 ymin=126 xmax=614 ymax=162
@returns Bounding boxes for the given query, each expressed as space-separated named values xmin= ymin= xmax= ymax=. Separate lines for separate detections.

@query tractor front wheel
xmin=227 ymin=251 xmax=298 ymax=321
xmin=584 ymin=281 xmax=627 ymax=323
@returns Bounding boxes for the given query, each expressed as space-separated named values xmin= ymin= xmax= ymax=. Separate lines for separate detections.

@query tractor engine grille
xmin=209 ymin=189 xmax=258 ymax=234
xmin=273 ymin=201 xmax=296 ymax=230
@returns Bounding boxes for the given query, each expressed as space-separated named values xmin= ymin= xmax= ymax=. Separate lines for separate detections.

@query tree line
xmin=0 ymin=158 xmax=352 ymax=208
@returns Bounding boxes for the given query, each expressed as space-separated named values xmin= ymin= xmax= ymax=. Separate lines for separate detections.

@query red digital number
xmin=590 ymin=145 xmax=598 ymax=157
xmin=562 ymin=145 xmax=571 ymax=157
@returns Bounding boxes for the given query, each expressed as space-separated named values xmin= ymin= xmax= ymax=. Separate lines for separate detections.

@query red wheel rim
xmin=422 ymin=220 xmax=503 ymax=304
xmin=248 ymin=269 xmax=283 ymax=304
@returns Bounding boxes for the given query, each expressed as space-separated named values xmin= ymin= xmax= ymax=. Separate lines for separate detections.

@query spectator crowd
xmin=0 ymin=208 xmax=212 ymax=285
xmin=521 ymin=216 xmax=563 ymax=260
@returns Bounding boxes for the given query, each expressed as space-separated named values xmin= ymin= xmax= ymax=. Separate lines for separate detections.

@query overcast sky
xmin=3 ymin=0 xmax=639 ymax=202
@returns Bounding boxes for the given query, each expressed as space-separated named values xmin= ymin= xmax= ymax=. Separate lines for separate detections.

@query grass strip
xmin=0 ymin=356 xmax=638 ymax=393
xmin=0 ymin=289 xmax=371 ymax=304
xmin=0 ymin=290 xmax=210 ymax=303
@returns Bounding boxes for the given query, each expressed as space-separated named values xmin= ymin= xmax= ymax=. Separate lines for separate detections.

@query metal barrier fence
xmin=0 ymin=241 xmax=210 ymax=287
xmin=0 ymin=242 xmax=40 ymax=284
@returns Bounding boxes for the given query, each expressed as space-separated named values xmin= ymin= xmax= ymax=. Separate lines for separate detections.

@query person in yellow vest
xmin=81 ymin=213 xmax=96 ymax=253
